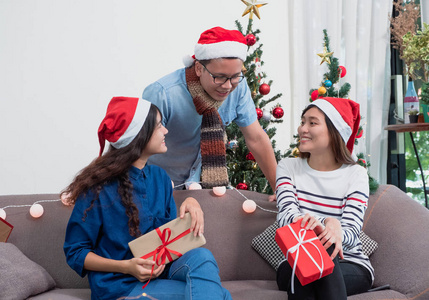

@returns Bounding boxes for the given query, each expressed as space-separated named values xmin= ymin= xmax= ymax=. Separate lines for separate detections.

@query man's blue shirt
xmin=143 ymin=68 xmax=257 ymax=188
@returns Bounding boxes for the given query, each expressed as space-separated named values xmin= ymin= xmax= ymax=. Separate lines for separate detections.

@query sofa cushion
xmin=0 ymin=242 xmax=56 ymax=299
xmin=251 ymin=221 xmax=285 ymax=270
xmin=252 ymin=222 xmax=379 ymax=270
xmin=222 ymin=280 xmax=287 ymax=300
xmin=28 ymin=289 xmax=91 ymax=300
xmin=359 ymin=231 xmax=378 ymax=257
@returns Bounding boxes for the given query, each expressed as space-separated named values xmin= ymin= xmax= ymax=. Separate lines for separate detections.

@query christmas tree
xmin=286 ymin=29 xmax=379 ymax=193
xmin=225 ymin=2 xmax=284 ymax=194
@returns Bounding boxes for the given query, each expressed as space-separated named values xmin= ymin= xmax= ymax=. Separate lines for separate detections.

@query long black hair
xmin=61 ymin=104 xmax=161 ymax=237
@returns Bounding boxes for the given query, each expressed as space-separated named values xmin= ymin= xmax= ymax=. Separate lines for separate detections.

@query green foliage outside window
xmin=405 ymin=131 xmax=429 ymax=205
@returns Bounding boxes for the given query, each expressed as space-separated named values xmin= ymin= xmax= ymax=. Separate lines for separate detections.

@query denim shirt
xmin=143 ymin=68 xmax=257 ymax=188
xmin=64 ymin=165 xmax=177 ymax=300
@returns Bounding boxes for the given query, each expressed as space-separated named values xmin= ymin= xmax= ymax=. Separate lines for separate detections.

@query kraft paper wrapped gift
xmin=129 ymin=213 xmax=206 ymax=265
xmin=0 ymin=217 xmax=13 ymax=242
xmin=275 ymin=222 xmax=334 ymax=288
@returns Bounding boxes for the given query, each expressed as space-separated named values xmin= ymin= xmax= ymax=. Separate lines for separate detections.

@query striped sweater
xmin=276 ymin=157 xmax=374 ymax=282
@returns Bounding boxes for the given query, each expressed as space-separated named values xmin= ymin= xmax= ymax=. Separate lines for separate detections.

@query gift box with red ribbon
xmin=0 ymin=217 xmax=13 ymax=243
xmin=128 ymin=212 xmax=206 ymax=266
xmin=275 ymin=221 xmax=334 ymax=291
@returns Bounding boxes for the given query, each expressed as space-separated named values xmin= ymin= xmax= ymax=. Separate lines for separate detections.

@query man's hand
xmin=179 ymin=197 xmax=204 ymax=237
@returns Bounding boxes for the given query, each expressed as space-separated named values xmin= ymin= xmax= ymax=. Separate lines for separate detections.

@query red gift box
xmin=275 ymin=221 xmax=334 ymax=292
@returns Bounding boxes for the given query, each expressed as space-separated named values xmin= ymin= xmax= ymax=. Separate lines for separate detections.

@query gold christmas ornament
xmin=318 ymin=86 xmax=327 ymax=95
xmin=292 ymin=147 xmax=300 ymax=157
xmin=317 ymin=46 xmax=334 ymax=65
xmin=241 ymin=0 xmax=268 ymax=19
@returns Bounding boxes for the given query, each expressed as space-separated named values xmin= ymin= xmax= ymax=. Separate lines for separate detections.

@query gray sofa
xmin=1 ymin=184 xmax=429 ymax=299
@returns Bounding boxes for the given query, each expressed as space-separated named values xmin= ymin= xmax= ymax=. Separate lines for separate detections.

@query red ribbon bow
xmin=140 ymin=227 xmax=191 ymax=289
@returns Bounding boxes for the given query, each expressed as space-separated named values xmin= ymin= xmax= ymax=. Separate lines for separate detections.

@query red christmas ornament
xmin=256 ymin=108 xmax=263 ymax=120
xmin=358 ymin=158 xmax=367 ymax=167
xmin=339 ymin=66 xmax=347 ymax=78
xmin=311 ymin=90 xmax=319 ymax=101
xmin=245 ymin=34 xmax=256 ymax=46
xmin=246 ymin=152 xmax=256 ymax=161
xmin=356 ymin=127 xmax=363 ymax=139
xmin=236 ymin=182 xmax=248 ymax=190
xmin=272 ymin=107 xmax=284 ymax=119
xmin=259 ymin=83 xmax=270 ymax=95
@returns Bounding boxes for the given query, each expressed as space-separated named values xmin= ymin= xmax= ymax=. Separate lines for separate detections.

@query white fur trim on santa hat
xmin=194 ymin=40 xmax=247 ymax=62
xmin=111 ymin=99 xmax=151 ymax=149
xmin=310 ymin=100 xmax=352 ymax=144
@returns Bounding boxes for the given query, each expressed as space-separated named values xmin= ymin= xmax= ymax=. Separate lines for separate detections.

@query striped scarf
xmin=185 ymin=65 xmax=229 ymax=188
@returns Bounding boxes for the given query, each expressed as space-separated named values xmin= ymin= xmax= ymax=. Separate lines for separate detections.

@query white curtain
xmin=275 ymin=0 xmax=392 ymax=184
xmin=422 ymin=0 xmax=429 ymax=24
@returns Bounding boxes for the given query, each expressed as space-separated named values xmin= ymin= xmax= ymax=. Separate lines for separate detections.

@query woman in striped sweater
xmin=276 ymin=97 xmax=373 ymax=299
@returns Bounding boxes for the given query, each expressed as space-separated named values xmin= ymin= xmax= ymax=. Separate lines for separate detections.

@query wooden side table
xmin=385 ymin=123 xmax=429 ymax=207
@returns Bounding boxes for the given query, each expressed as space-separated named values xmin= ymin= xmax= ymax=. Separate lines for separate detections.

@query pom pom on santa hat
xmin=183 ymin=26 xmax=247 ymax=67
xmin=309 ymin=97 xmax=360 ymax=154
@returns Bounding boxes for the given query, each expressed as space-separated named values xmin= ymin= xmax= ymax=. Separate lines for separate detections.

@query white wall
xmin=0 ymin=0 xmax=289 ymax=195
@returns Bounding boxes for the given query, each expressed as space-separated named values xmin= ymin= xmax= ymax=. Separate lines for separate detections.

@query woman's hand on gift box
xmin=293 ymin=213 xmax=325 ymax=235
xmin=318 ymin=217 xmax=344 ymax=260
xmin=179 ymin=197 xmax=204 ymax=237
xmin=124 ymin=258 xmax=165 ymax=282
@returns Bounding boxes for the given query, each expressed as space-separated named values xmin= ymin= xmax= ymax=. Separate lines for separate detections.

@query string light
xmin=231 ymin=186 xmax=277 ymax=214
xmin=188 ymin=183 xmax=202 ymax=190
xmin=116 ymin=292 xmax=158 ymax=300
xmin=0 ymin=209 xmax=6 ymax=219
xmin=29 ymin=203 xmax=44 ymax=218
xmin=242 ymin=199 xmax=257 ymax=213
xmin=212 ymin=186 xmax=226 ymax=196
xmin=0 ymin=199 xmax=63 ymax=220
xmin=175 ymin=182 xmax=276 ymax=214
xmin=0 ymin=184 xmax=278 ymax=220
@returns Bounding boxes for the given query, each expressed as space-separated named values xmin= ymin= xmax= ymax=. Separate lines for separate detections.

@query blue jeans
xmin=127 ymin=248 xmax=232 ymax=300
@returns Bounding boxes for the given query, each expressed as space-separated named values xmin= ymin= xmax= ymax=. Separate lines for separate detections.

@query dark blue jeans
xmin=276 ymin=245 xmax=372 ymax=300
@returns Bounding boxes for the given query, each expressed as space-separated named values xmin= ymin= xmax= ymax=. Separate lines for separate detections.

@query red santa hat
xmin=98 ymin=97 xmax=151 ymax=156
xmin=309 ymin=97 xmax=360 ymax=154
xmin=183 ymin=26 xmax=247 ymax=67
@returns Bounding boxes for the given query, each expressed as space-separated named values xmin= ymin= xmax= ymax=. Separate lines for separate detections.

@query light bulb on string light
xmin=242 ymin=199 xmax=257 ymax=213
xmin=212 ymin=186 xmax=226 ymax=196
xmin=231 ymin=186 xmax=277 ymax=214
xmin=30 ymin=203 xmax=44 ymax=218
xmin=189 ymin=183 xmax=202 ymax=190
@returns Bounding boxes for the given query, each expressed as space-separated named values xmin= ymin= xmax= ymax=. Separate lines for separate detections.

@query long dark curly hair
xmin=61 ymin=104 xmax=160 ymax=237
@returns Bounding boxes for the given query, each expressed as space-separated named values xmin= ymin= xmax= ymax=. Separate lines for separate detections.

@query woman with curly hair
xmin=63 ymin=97 xmax=231 ymax=300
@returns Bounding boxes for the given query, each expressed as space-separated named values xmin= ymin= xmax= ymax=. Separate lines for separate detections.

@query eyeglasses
xmin=200 ymin=63 xmax=245 ymax=85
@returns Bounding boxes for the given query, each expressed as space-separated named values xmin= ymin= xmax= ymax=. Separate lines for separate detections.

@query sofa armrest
xmin=363 ymin=185 xmax=429 ymax=300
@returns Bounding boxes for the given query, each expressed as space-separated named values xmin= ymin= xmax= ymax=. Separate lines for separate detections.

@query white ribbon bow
xmin=285 ymin=224 xmax=325 ymax=294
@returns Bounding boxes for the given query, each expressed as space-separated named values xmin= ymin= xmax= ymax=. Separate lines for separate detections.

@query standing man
xmin=143 ymin=26 xmax=277 ymax=192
